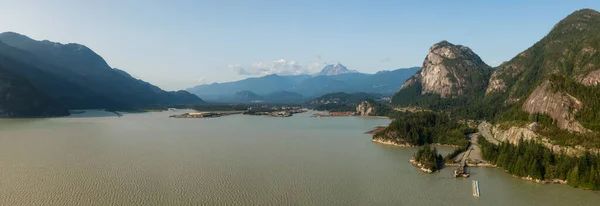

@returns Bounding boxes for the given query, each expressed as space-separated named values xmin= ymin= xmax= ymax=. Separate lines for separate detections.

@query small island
xmin=410 ymin=144 xmax=444 ymax=173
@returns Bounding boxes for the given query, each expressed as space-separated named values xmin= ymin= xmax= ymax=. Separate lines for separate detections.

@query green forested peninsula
xmin=374 ymin=112 xmax=473 ymax=147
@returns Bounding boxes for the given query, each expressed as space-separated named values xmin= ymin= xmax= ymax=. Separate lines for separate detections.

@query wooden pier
xmin=472 ymin=180 xmax=480 ymax=197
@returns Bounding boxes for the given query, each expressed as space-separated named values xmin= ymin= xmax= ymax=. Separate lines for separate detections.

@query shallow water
xmin=0 ymin=110 xmax=598 ymax=205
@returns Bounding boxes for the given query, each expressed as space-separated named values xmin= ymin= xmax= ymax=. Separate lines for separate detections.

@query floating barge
xmin=472 ymin=180 xmax=480 ymax=197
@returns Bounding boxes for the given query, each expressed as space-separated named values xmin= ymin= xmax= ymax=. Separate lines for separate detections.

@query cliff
xmin=478 ymin=122 xmax=600 ymax=156
xmin=522 ymin=80 xmax=589 ymax=133
xmin=485 ymin=9 xmax=600 ymax=133
xmin=399 ymin=41 xmax=492 ymax=98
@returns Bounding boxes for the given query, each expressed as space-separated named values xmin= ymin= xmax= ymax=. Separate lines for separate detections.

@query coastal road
xmin=478 ymin=121 xmax=500 ymax=145
xmin=453 ymin=133 xmax=483 ymax=164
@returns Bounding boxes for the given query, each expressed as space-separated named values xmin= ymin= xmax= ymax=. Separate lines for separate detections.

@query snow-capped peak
xmin=315 ymin=63 xmax=358 ymax=76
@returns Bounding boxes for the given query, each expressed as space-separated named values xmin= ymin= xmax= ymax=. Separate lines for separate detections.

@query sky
xmin=0 ymin=0 xmax=599 ymax=91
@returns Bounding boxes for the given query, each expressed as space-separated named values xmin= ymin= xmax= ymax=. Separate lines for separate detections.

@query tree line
xmin=480 ymin=137 xmax=600 ymax=190
xmin=375 ymin=111 xmax=472 ymax=147
xmin=414 ymin=144 xmax=444 ymax=172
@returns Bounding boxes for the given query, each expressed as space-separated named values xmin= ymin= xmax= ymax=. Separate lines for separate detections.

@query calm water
xmin=0 ymin=110 xmax=598 ymax=205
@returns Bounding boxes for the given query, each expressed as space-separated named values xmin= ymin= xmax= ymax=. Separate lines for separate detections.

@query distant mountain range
xmin=231 ymin=90 xmax=305 ymax=103
xmin=187 ymin=63 xmax=419 ymax=102
xmin=0 ymin=32 xmax=204 ymax=116
xmin=311 ymin=92 xmax=384 ymax=104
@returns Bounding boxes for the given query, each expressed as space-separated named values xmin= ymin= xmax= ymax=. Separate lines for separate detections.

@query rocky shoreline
xmin=454 ymin=163 xmax=568 ymax=185
xmin=515 ymin=175 xmax=567 ymax=185
xmin=371 ymin=138 xmax=414 ymax=147
xmin=371 ymin=136 xmax=462 ymax=149
xmin=409 ymin=158 xmax=434 ymax=173
xmin=371 ymin=132 xmax=571 ymax=185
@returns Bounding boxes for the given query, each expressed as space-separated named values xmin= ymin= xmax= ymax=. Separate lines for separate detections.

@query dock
xmin=453 ymin=161 xmax=470 ymax=178
xmin=472 ymin=180 xmax=480 ymax=197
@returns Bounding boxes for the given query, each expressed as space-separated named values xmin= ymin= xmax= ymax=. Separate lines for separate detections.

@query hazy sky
xmin=0 ymin=0 xmax=598 ymax=90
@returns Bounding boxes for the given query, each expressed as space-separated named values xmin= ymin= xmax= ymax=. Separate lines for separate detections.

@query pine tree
xmin=530 ymin=159 xmax=543 ymax=180
xmin=590 ymin=165 xmax=597 ymax=189
xmin=568 ymin=166 xmax=580 ymax=187
xmin=514 ymin=157 xmax=524 ymax=176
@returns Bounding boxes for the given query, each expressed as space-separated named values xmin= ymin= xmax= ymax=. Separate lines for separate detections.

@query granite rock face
xmin=522 ymin=80 xmax=590 ymax=133
xmin=400 ymin=73 xmax=421 ymax=89
xmin=482 ymin=9 xmax=600 ymax=136
xmin=478 ymin=122 xmax=600 ymax=156
xmin=355 ymin=100 xmax=376 ymax=116
xmin=579 ymin=69 xmax=600 ymax=86
xmin=400 ymin=41 xmax=492 ymax=98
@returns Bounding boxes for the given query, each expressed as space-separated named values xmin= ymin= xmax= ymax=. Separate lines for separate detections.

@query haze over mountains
xmin=0 ymin=32 xmax=204 ymax=116
xmin=0 ymin=30 xmax=419 ymax=116
xmin=2 ymin=8 xmax=600 ymax=122
xmin=187 ymin=63 xmax=419 ymax=102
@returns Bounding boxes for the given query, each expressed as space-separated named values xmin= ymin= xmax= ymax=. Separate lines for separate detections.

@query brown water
xmin=0 ymin=110 xmax=598 ymax=205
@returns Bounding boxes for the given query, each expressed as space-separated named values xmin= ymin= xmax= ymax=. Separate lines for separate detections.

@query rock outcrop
xmin=522 ymin=80 xmax=590 ymax=133
xmin=478 ymin=122 xmax=600 ymax=156
xmin=355 ymin=100 xmax=376 ymax=116
xmin=579 ymin=69 xmax=600 ymax=86
xmin=400 ymin=73 xmax=420 ymax=89
xmin=372 ymin=134 xmax=413 ymax=147
xmin=485 ymin=73 xmax=507 ymax=94
xmin=399 ymin=41 xmax=492 ymax=98
xmin=483 ymin=9 xmax=600 ymax=135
